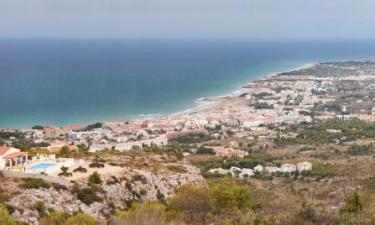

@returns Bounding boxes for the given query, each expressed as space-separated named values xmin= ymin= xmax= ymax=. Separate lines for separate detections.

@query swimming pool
xmin=29 ymin=163 xmax=57 ymax=172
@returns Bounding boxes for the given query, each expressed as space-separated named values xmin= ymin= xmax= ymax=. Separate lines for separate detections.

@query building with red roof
xmin=0 ymin=146 xmax=28 ymax=170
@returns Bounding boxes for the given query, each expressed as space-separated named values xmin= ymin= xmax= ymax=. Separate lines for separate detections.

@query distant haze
xmin=0 ymin=0 xmax=375 ymax=39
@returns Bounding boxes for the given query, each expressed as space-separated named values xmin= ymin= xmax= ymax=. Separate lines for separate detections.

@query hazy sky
xmin=0 ymin=0 xmax=374 ymax=39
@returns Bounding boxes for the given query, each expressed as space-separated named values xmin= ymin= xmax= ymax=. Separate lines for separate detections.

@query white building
xmin=281 ymin=163 xmax=297 ymax=173
xmin=253 ymin=165 xmax=264 ymax=173
xmin=297 ymin=162 xmax=312 ymax=172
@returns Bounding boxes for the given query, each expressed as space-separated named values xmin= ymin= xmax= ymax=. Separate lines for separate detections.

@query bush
xmin=19 ymin=178 xmax=50 ymax=189
xmin=40 ymin=212 xmax=69 ymax=225
xmin=58 ymin=166 xmax=72 ymax=177
xmin=167 ymin=165 xmax=187 ymax=173
xmin=106 ymin=176 xmax=120 ymax=185
xmin=308 ymin=162 xmax=336 ymax=179
xmin=340 ymin=191 xmax=362 ymax=214
xmin=346 ymin=144 xmax=373 ymax=156
xmin=197 ymin=146 xmax=214 ymax=155
xmin=169 ymin=132 xmax=212 ymax=144
xmin=88 ymin=172 xmax=102 ymax=185
xmin=33 ymin=201 xmax=46 ymax=216
xmin=73 ymin=166 xmax=87 ymax=173
xmin=0 ymin=204 xmax=17 ymax=225
xmin=75 ymin=187 xmax=102 ymax=205
xmin=114 ymin=202 xmax=167 ymax=225
xmin=64 ymin=213 xmax=98 ymax=225
xmin=89 ymin=156 xmax=105 ymax=168
xmin=209 ymin=179 xmax=252 ymax=215
xmin=168 ymin=183 xmax=210 ymax=224
xmin=52 ymin=183 xmax=68 ymax=191
xmin=57 ymin=146 xmax=71 ymax=158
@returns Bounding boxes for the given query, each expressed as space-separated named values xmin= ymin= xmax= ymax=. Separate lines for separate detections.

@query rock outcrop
xmin=8 ymin=164 xmax=202 ymax=224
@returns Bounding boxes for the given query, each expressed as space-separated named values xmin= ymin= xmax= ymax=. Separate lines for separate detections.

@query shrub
xmin=40 ymin=212 xmax=69 ymax=225
xmin=0 ymin=187 xmax=10 ymax=203
xmin=88 ymin=172 xmax=102 ymax=185
xmin=33 ymin=201 xmax=46 ymax=216
xmin=167 ymin=165 xmax=187 ymax=173
xmin=209 ymin=179 xmax=252 ymax=215
xmin=346 ymin=144 xmax=373 ymax=156
xmin=52 ymin=183 xmax=68 ymax=191
xmin=64 ymin=213 xmax=98 ymax=225
xmin=114 ymin=202 xmax=167 ymax=225
xmin=340 ymin=191 xmax=362 ymax=214
xmin=57 ymin=146 xmax=71 ymax=158
xmin=0 ymin=204 xmax=17 ymax=225
xmin=89 ymin=156 xmax=105 ymax=168
xmin=106 ymin=176 xmax=120 ymax=185
xmin=19 ymin=178 xmax=50 ymax=189
xmin=308 ymin=162 xmax=336 ymax=179
xmin=196 ymin=146 xmax=214 ymax=155
xmin=76 ymin=187 xmax=102 ymax=205
xmin=169 ymin=132 xmax=212 ymax=144
xmin=168 ymin=183 xmax=210 ymax=224
xmin=73 ymin=166 xmax=87 ymax=173
xmin=58 ymin=166 xmax=72 ymax=177
xmin=139 ymin=189 xmax=147 ymax=195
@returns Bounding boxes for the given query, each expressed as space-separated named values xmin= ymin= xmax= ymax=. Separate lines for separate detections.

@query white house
xmin=253 ymin=165 xmax=264 ymax=173
xmin=265 ymin=166 xmax=281 ymax=173
xmin=0 ymin=146 xmax=28 ymax=170
xmin=239 ymin=168 xmax=254 ymax=178
xmin=297 ymin=162 xmax=312 ymax=172
xmin=281 ymin=164 xmax=297 ymax=173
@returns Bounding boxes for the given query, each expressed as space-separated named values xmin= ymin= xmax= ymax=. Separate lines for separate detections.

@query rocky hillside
xmin=6 ymin=163 xmax=202 ymax=224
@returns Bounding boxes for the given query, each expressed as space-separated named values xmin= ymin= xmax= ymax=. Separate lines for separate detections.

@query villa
xmin=0 ymin=146 xmax=28 ymax=171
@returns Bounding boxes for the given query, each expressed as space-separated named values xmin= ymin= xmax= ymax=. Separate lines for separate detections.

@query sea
xmin=1 ymin=39 xmax=375 ymax=128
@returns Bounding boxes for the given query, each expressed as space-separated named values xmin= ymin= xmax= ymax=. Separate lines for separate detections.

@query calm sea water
xmin=1 ymin=39 xmax=375 ymax=128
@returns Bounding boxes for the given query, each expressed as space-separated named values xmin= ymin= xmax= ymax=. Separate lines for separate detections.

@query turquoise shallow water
xmin=1 ymin=39 xmax=375 ymax=128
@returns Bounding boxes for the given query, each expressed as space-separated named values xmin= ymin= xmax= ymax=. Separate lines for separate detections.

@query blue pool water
xmin=29 ymin=163 xmax=56 ymax=172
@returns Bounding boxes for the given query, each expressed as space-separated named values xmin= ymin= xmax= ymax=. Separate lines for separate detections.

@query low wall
xmin=1 ymin=170 xmax=71 ymax=187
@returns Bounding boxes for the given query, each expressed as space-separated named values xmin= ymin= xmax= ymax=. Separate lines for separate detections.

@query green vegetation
xmin=73 ymin=166 xmax=87 ymax=173
xmin=12 ymin=140 xmax=49 ymax=151
xmin=40 ymin=212 xmax=68 ymax=225
xmin=346 ymin=144 xmax=374 ymax=156
xmin=115 ymin=179 xmax=252 ymax=225
xmin=31 ymin=125 xmax=44 ymax=130
xmin=169 ymin=132 xmax=212 ymax=144
xmin=167 ymin=165 xmax=187 ymax=173
xmin=88 ymin=172 xmax=102 ymax=185
xmin=19 ymin=178 xmax=50 ymax=189
xmin=58 ymin=166 xmax=72 ymax=177
xmin=340 ymin=191 xmax=362 ymax=214
xmin=115 ymin=202 xmax=167 ymax=225
xmin=275 ymin=119 xmax=375 ymax=146
xmin=33 ymin=201 xmax=46 ymax=217
xmin=194 ymin=154 xmax=275 ymax=174
xmin=196 ymin=146 xmax=214 ymax=155
xmin=83 ymin=123 xmax=103 ymax=131
xmin=251 ymin=102 xmax=274 ymax=109
xmin=0 ymin=204 xmax=17 ymax=225
xmin=57 ymin=146 xmax=71 ymax=158
xmin=89 ymin=156 xmax=105 ymax=168
xmin=306 ymin=162 xmax=336 ymax=179
xmin=41 ymin=212 xmax=97 ymax=225
xmin=168 ymin=183 xmax=210 ymax=224
xmin=72 ymin=185 xmax=102 ymax=205
xmin=64 ymin=213 xmax=98 ymax=225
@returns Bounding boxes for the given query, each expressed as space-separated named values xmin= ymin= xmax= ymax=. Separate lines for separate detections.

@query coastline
xmin=2 ymin=62 xmax=317 ymax=129
xmin=169 ymin=62 xmax=317 ymax=118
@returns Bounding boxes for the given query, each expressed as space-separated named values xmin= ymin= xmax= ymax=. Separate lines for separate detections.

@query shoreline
xmin=169 ymin=62 xmax=317 ymax=118
xmin=2 ymin=62 xmax=317 ymax=129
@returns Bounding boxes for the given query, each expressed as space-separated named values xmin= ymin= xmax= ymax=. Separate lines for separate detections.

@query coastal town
xmin=3 ymin=61 xmax=375 ymax=224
